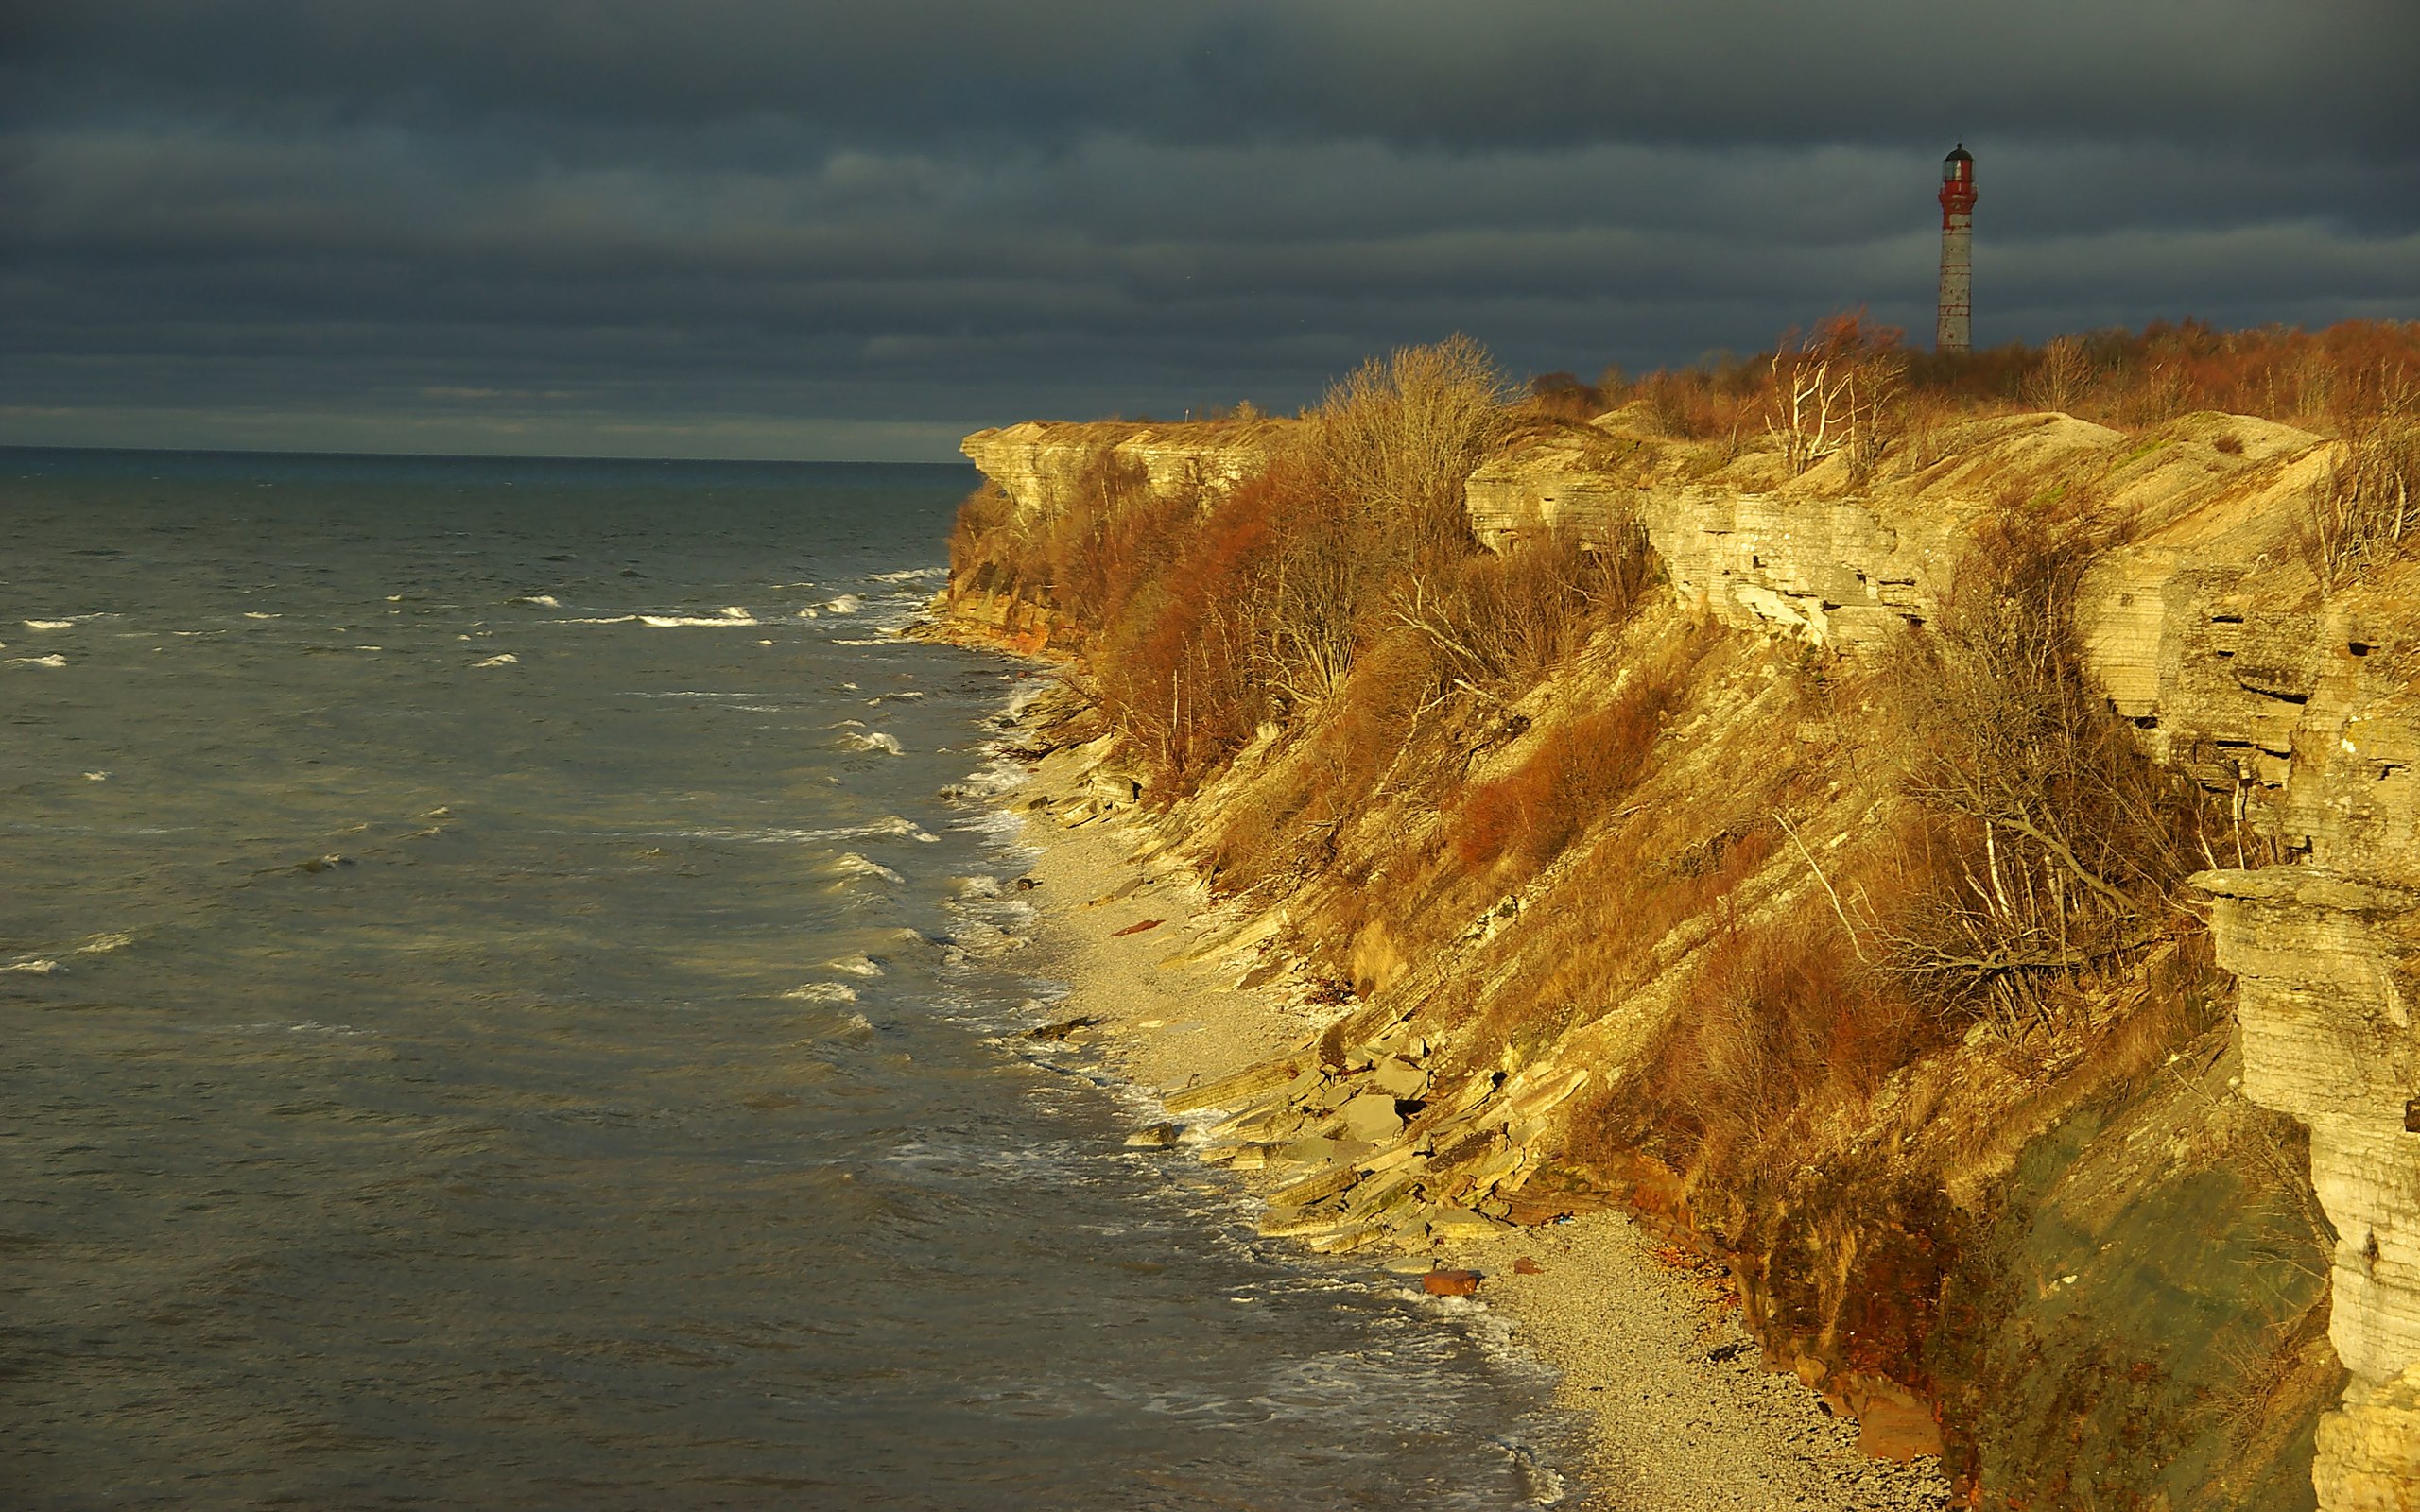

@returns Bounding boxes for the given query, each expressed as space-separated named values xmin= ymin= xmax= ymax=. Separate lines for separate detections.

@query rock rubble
xmin=1168 ymin=1010 xmax=1593 ymax=1258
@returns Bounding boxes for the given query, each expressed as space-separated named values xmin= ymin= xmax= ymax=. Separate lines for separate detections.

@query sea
xmin=0 ymin=448 xmax=1580 ymax=1511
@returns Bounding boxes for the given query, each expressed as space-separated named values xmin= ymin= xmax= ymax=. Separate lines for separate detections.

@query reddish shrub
xmin=1450 ymin=669 xmax=1677 ymax=879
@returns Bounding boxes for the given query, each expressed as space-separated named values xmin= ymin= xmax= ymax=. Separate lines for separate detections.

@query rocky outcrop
xmin=961 ymin=418 xmax=1295 ymax=525
xmin=2197 ymin=868 xmax=2420 ymax=1511
xmin=2057 ymin=415 xmax=2420 ymax=1510
xmin=1471 ymin=412 xmax=2130 ymax=650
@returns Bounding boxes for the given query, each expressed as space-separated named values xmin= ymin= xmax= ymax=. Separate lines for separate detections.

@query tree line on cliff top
xmin=1540 ymin=314 xmax=2420 ymax=446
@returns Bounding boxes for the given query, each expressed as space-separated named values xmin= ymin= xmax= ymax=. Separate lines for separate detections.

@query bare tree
xmin=2021 ymin=335 xmax=2096 ymax=414
xmin=1768 ymin=339 xmax=1852 ymax=475
xmin=1768 ymin=314 xmax=1907 ymax=479
xmin=1268 ymin=335 xmax=1512 ymax=703
xmin=1883 ymin=512 xmax=2220 ymax=1033
xmin=1317 ymin=333 xmax=1510 ymax=554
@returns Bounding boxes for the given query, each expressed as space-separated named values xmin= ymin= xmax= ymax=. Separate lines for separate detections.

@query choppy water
xmin=0 ymin=449 xmax=1577 ymax=1510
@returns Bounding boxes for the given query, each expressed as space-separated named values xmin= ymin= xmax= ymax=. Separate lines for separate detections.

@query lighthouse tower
xmin=1936 ymin=144 xmax=1977 ymax=354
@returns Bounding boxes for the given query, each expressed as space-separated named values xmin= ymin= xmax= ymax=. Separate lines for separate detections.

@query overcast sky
xmin=6 ymin=1 xmax=2416 ymax=460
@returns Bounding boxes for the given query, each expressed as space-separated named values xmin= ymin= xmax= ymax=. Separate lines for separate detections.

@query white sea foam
xmin=513 ymin=594 xmax=561 ymax=608
xmin=862 ymin=815 xmax=939 ymax=842
xmin=829 ymin=854 xmax=906 ymax=885
xmin=557 ymin=615 xmax=639 ymax=625
xmin=959 ymin=750 xmax=1033 ymax=802
xmin=839 ymin=730 xmax=904 ymax=755
xmin=831 ymin=638 xmax=896 ymax=646
xmin=825 ymin=952 xmax=887 ymax=977
xmin=4 ymin=959 xmax=61 ymax=973
xmin=823 ymin=593 xmax=865 ymax=613
xmin=472 ymin=654 xmax=519 ymax=667
xmin=868 ymin=567 xmax=945 ymax=583
xmin=23 ymin=619 xmax=76 ymax=630
xmin=781 ymin=982 xmax=859 ymax=1004
xmin=794 ymin=607 xmax=820 ymax=619
xmin=9 ymin=655 xmax=68 ymax=668
xmin=639 ymin=818 xmax=932 ymax=847
xmin=82 ymin=770 xmax=110 ymax=782
xmin=243 ymin=611 xmax=281 ymax=620
xmin=640 ymin=608 xmax=757 ymax=627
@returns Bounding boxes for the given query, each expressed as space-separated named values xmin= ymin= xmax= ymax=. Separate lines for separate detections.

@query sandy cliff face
xmin=945 ymin=405 xmax=2411 ymax=1510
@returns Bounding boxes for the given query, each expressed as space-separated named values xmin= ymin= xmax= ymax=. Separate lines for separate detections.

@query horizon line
xmin=0 ymin=440 xmax=980 ymax=469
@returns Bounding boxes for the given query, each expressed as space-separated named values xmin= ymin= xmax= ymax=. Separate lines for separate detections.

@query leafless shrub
xmin=1391 ymin=518 xmax=1654 ymax=702
xmin=2020 ymin=335 xmax=2097 ymax=414
xmin=1250 ymin=336 xmax=1513 ymax=707
xmin=1768 ymin=313 xmax=1906 ymax=480
xmin=1316 ymin=334 xmax=1510 ymax=562
xmin=1882 ymin=508 xmax=2228 ymax=1034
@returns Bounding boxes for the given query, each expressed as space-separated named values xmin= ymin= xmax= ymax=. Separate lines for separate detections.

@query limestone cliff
xmin=962 ymin=417 xmax=1294 ymax=525
xmin=940 ymin=403 xmax=2411 ymax=1510
xmin=2066 ymin=424 xmax=2420 ymax=1511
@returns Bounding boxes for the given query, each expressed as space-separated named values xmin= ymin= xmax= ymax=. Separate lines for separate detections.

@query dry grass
xmin=1602 ymin=317 xmax=2420 ymax=450
xmin=2305 ymin=402 xmax=2420 ymax=590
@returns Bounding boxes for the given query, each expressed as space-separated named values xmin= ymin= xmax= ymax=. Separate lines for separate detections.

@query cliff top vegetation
xmin=1530 ymin=313 xmax=2420 ymax=445
xmin=940 ymin=324 xmax=2367 ymax=1506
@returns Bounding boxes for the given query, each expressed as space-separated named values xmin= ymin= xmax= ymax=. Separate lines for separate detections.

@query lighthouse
xmin=1936 ymin=144 xmax=1977 ymax=354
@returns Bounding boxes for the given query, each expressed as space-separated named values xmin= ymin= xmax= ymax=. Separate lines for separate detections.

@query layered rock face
xmin=2071 ymin=423 xmax=2420 ymax=1511
xmin=961 ymin=418 xmax=1293 ymax=525
xmin=1467 ymin=412 xmax=2125 ymax=649
xmin=955 ymin=405 xmax=2416 ymax=1507
xmin=2198 ymin=868 xmax=2420 ymax=1509
xmin=1471 ymin=408 xmax=2412 ymax=1510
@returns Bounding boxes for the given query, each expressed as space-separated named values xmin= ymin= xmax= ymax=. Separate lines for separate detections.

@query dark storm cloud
xmin=4 ymin=2 xmax=2415 ymax=458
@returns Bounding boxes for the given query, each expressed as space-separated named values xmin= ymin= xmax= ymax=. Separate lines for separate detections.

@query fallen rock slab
xmin=1340 ymin=1090 xmax=1404 ymax=1143
xmin=1428 ymin=1207 xmax=1513 ymax=1245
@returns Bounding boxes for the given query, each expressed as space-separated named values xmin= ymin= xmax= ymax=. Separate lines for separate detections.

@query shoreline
xmin=990 ymin=691 xmax=1951 ymax=1511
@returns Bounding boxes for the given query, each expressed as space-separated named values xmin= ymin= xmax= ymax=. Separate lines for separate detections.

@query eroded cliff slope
xmin=937 ymin=398 xmax=2413 ymax=1510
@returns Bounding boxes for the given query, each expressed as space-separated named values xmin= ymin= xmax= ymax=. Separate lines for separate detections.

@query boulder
xmin=1340 ymin=1091 xmax=1404 ymax=1143
xmin=1371 ymin=1057 xmax=1429 ymax=1100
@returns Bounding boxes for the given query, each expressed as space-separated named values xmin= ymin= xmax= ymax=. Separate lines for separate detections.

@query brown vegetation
xmin=1598 ymin=316 xmax=2420 ymax=451
xmin=1880 ymin=504 xmax=2242 ymax=1036
xmin=2305 ymin=381 xmax=2420 ymax=588
xmin=944 ymin=322 xmax=2346 ymax=1506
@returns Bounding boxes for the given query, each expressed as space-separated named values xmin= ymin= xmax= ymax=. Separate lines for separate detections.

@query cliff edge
xmin=939 ymin=392 xmax=2415 ymax=1510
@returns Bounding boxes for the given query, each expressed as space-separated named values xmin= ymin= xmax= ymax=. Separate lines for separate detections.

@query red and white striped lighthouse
xmin=1936 ymin=144 xmax=1977 ymax=354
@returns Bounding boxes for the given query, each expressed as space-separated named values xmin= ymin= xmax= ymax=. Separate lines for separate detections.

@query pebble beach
xmin=1003 ymin=722 xmax=1952 ymax=1512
